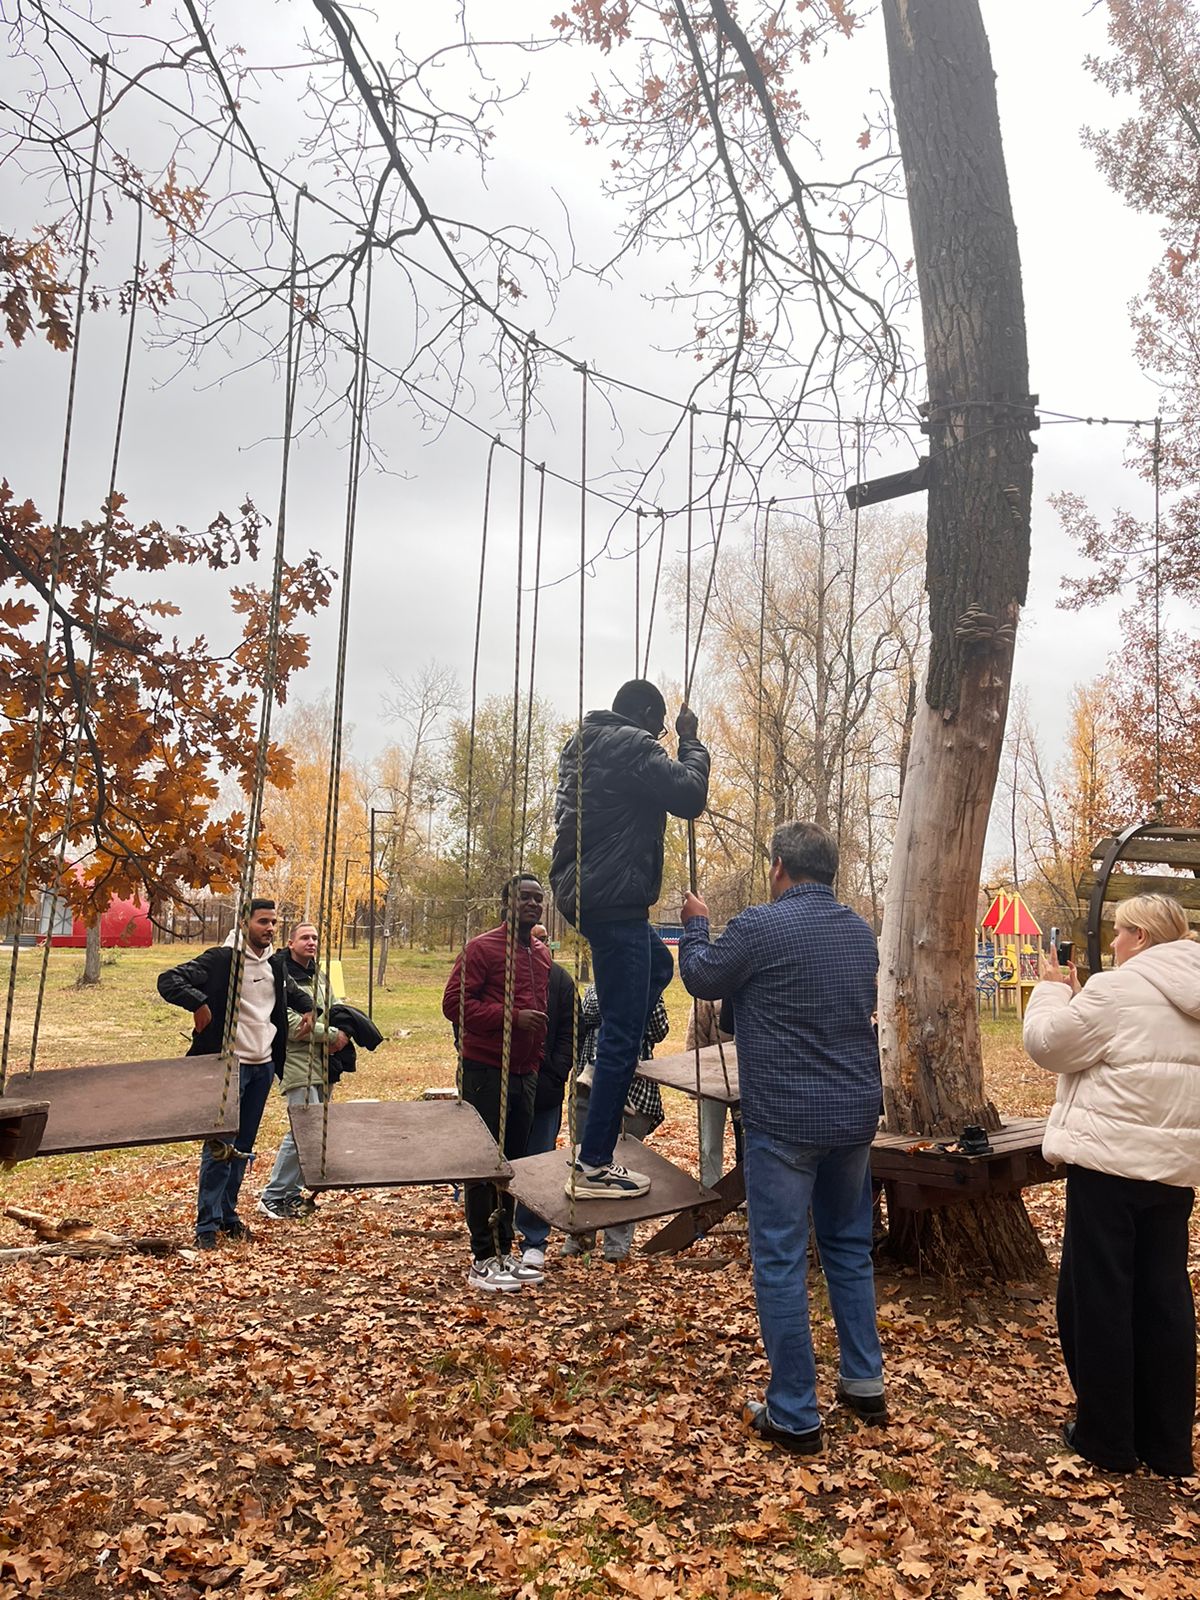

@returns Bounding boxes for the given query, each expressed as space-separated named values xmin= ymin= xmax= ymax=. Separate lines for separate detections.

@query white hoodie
xmin=1023 ymin=939 xmax=1200 ymax=1186
xmin=222 ymin=930 xmax=277 ymax=1065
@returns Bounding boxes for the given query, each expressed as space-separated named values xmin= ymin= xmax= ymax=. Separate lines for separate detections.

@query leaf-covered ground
xmin=1 ymin=949 xmax=1198 ymax=1599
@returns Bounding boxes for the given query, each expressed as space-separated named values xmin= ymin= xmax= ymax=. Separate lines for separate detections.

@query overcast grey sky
xmin=0 ymin=1 xmax=1170 ymax=812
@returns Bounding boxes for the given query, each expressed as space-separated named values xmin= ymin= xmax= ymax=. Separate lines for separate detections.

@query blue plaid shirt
xmin=678 ymin=883 xmax=881 ymax=1145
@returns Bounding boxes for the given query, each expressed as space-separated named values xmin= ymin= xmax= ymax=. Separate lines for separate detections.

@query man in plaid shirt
xmin=679 ymin=820 xmax=884 ymax=1454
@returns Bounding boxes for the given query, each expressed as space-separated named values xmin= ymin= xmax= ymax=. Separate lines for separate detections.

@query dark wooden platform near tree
xmin=0 ymin=1096 xmax=50 ymax=1162
xmin=291 ymin=1100 xmax=513 ymax=1190
xmin=870 ymin=1117 xmax=1057 ymax=1210
xmin=1 ymin=1055 xmax=239 ymax=1156
xmin=507 ymin=1133 xmax=716 ymax=1233
xmin=636 ymin=1044 xmax=740 ymax=1103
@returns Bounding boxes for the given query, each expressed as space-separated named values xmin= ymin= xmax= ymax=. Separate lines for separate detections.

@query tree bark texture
xmin=78 ymin=919 xmax=101 ymax=987
xmin=879 ymin=0 xmax=1044 ymax=1279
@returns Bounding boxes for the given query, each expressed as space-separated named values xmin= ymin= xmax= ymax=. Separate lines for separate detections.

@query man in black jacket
xmin=514 ymin=924 xmax=581 ymax=1271
xmin=550 ymin=678 xmax=709 ymax=1200
xmin=157 ymin=898 xmax=311 ymax=1249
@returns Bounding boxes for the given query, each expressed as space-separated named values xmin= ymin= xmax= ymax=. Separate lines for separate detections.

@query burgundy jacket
xmin=442 ymin=924 xmax=553 ymax=1074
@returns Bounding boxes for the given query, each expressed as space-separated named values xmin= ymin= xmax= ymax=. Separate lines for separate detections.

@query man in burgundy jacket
xmin=442 ymin=872 xmax=552 ymax=1292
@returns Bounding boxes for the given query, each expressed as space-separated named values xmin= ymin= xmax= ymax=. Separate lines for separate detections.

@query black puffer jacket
xmin=550 ymin=710 xmax=710 ymax=926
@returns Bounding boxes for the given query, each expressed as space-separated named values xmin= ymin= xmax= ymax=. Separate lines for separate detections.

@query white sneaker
xmin=520 ymin=1247 xmax=546 ymax=1269
xmin=504 ymin=1251 xmax=544 ymax=1284
xmin=564 ymin=1160 xmax=651 ymax=1200
xmin=467 ymin=1256 xmax=524 ymax=1293
xmin=256 ymin=1198 xmax=291 ymax=1221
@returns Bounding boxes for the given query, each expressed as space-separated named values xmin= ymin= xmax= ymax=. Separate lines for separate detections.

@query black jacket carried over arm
xmin=549 ymin=709 xmax=710 ymax=926
xmin=156 ymin=946 xmax=311 ymax=1069
xmin=534 ymin=961 xmax=583 ymax=1112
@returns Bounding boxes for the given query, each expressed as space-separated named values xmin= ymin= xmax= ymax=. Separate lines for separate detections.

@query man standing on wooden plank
xmin=678 ymin=821 xmax=885 ymax=1454
xmin=157 ymin=899 xmax=311 ymax=1251
xmin=550 ymin=678 xmax=709 ymax=1201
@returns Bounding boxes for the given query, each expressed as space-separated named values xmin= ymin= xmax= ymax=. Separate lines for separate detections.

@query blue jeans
xmin=578 ymin=918 xmax=674 ymax=1169
xmin=262 ymin=1084 xmax=322 ymax=1208
xmin=516 ymin=1101 xmax=564 ymax=1252
xmin=196 ymin=1059 xmax=275 ymax=1238
xmin=743 ymin=1126 xmax=883 ymax=1434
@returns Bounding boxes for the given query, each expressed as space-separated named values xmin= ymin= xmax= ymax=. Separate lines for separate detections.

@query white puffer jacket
xmin=1023 ymin=940 xmax=1200 ymax=1186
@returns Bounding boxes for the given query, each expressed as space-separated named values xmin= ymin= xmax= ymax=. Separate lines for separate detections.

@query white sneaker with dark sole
xmin=504 ymin=1252 xmax=545 ymax=1284
xmin=467 ymin=1256 xmax=524 ymax=1293
xmin=564 ymin=1160 xmax=651 ymax=1200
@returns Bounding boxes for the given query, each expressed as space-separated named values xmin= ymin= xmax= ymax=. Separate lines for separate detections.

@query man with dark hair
xmin=157 ymin=898 xmax=312 ymax=1250
xmin=442 ymin=873 xmax=552 ymax=1293
xmin=550 ymin=678 xmax=709 ymax=1200
xmin=678 ymin=820 xmax=885 ymax=1455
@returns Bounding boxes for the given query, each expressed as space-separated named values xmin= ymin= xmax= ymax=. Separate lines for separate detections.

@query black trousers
xmin=1058 ymin=1164 xmax=1196 ymax=1474
xmin=461 ymin=1061 xmax=537 ymax=1263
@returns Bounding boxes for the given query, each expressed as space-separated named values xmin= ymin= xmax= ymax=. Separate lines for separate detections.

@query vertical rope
xmin=1152 ymin=414 xmax=1163 ymax=811
xmin=2 ymin=57 xmax=108 ymax=1094
xmin=634 ymin=508 xmax=642 ymax=678
xmin=27 ymin=195 xmax=144 ymax=1077
xmin=310 ymin=248 xmax=374 ymax=1178
xmin=750 ymin=497 xmax=773 ymax=908
xmin=834 ymin=419 xmax=863 ymax=872
xmin=518 ymin=463 xmax=547 ymax=849
xmin=216 ymin=186 xmax=306 ymax=1124
xmin=456 ymin=438 xmax=500 ymax=1103
xmin=490 ymin=351 xmax=531 ymax=1257
xmin=641 ymin=510 xmax=667 ymax=677
xmin=566 ymin=365 xmax=588 ymax=1216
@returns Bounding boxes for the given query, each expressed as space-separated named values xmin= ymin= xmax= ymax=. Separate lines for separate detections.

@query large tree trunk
xmin=878 ymin=0 xmax=1046 ymax=1278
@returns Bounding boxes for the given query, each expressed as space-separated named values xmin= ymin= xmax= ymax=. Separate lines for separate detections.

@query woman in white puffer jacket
xmin=1023 ymin=893 xmax=1200 ymax=1478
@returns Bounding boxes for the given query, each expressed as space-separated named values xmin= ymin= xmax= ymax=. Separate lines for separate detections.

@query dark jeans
xmin=578 ymin=917 xmax=674 ymax=1169
xmin=1058 ymin=1164 xmax=1196 ymax=1473
xmin=461 ymin=1061 xmax=537 ymax=1262
xmin=516 ymin=1100 xmax=564 ymax=1253
xmin=195 ymin=1059 xmax=274 ymax=1238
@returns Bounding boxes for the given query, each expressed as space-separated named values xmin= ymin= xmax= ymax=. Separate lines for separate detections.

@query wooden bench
xmin=870 ymin=1117 xmax=1058 ymax=1211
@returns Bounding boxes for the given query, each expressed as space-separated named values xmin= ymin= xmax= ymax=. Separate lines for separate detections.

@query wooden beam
xmin=1076 ymin=873 xmax=1200 ymax=910
xmin=1090 ymin=837 xmax=1200 ymax=868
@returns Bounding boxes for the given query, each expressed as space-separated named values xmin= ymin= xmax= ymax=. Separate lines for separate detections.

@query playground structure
xmin=976 ymin=888 xmax=1041 ymax=1017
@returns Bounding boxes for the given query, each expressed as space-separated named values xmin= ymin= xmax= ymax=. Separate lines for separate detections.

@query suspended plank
xmin=290 ymin=1099 xmax=512 ymax=1191
xmin=642 ymin=1165 xmax=746 ymax=1255
xmin=0 ymin=1097 xmax=50 ymax=1162
xmin=636 ymin=1043 xmax=740 ymax=1104
xmin=1 ymin=1055 xmax=238 ymax=1156
xmin=1075 ymin=872 xmax=1200 ymax=911
xmin=507 ymin=1133 xmax=716 ymax=1233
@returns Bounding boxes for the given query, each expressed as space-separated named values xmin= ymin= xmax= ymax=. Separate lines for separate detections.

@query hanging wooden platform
xmin=507 ymin=1133 xmax=716 ymax=1233
xmin=636 ymin=1043 xmax=740 ymax=1104
xmin=290 ymin=1099 xmax=513 ymax=1190
xmin=0 ymin=1055 xmax=238 ymax=1157
xmin=0 ymin=1097 xmax=50 ymax=1162
xmin=870 ymin=1117 xmax=1057 ymax=1210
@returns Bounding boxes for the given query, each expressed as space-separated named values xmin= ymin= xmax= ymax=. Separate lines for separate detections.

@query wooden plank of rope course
xmin=641 ymin=1164 xmax=746 ymax=1255
xmin=636 ymin=1043 xmax=740 ymax=1104
xmin=871 ymin=1117 xmax=1059 ymax=1211
xmin=2 ymin=1055 xmax=238 ymax=1156
xmin=0 ymin=1098 xmax=50 ymax=1162
xmin=290 ymin=1100 xmax=512 ymax=1190
xmin=507 ymin=1134 xmax=716 ymax=1232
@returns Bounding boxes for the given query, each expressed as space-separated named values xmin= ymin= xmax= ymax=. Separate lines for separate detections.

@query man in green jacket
xmin=257 ymin=922 xmax=348 ymax=1221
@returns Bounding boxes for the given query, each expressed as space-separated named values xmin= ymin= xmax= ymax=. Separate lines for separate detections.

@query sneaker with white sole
xmin=467 ymin=1256 xmax=524 ymax=1293
xmin=256 ymin=1198 xmax=292 ymax=1221
xmin=504 ymin=1252 xmax=545 ymax=1284
xmin=564 ymin=1160 xmax=651 ymax=1200
xmin=520 ymin=1247 xmax=546 ymax=1270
